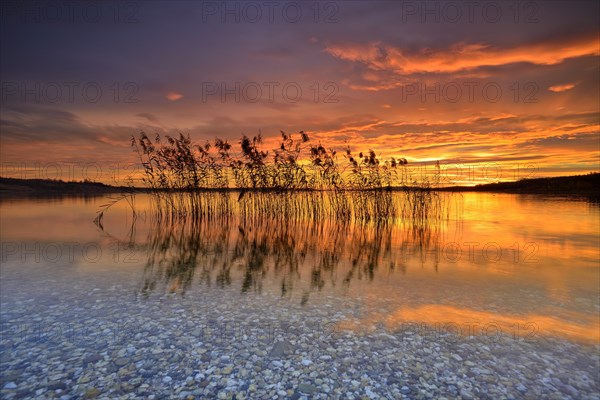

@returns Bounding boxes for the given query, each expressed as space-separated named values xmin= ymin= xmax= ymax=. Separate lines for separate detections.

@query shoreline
xmin=1 ymin=174 xmax=598 ymax=198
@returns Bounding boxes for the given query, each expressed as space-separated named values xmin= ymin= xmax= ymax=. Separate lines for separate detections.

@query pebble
xmin=297 ymin=383 xmax=317 ymax=394
xmin=114 ymin=357 xmax=129 ymax=366
xmin=516 ymin=383 xmax=528 ymax=393
xmin=270 ymin=341 xmax=294 ymax=358
xmin=2 ymin=263 xmax=598 ymax=400
xmin=460 ymin=388 xmax=475 ymax=400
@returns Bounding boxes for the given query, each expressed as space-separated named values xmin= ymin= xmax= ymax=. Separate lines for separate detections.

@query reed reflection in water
xmin=97 ymin=191 xmax=456 ymax=302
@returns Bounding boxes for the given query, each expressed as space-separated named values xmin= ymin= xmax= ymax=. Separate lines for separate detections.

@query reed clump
xmin=130 ymin=130 xmax=443 ymax=222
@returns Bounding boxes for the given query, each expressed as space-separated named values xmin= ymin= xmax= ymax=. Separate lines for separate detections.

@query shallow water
xmin=1 ymin=192 xmax=599 ymax=398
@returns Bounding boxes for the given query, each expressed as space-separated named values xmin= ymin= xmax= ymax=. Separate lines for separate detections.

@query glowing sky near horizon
xmin=0 ymin=1 xmax=598 ymax=185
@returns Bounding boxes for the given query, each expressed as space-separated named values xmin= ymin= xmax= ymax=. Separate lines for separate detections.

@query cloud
xmin=306 ymin=111 xmax=600 ymax=171
xmin=324 ymin=34 xmax=600 ymax=75
xmin=2 ymin=103 xmax=598 ymax=183
xmin=548 ymin=83 xmax=577 ymax=92
xmin=137 ymin=113 xmax=160 ymax=123
xmin=522 ymin=132 xmax=600 ymax=151
xmin=0 ymin=106 xmax=159 ymax=165
xmin=166 ymin=92 xmax=184 ymax=101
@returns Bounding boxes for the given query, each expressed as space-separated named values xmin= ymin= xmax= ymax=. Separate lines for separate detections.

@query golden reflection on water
xmin=337 ymin=304 xmax=600 ymax=344
xmin=1 ymin=192 xmax=598 ymax=344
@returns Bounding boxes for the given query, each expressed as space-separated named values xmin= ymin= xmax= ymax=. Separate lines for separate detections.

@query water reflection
xmin=97 ymin=192 xmax=452 ymax=301
xmin=338 ymin=304 xmax=600 ymax=344
xmin=88 ymin=191 xmax=600 ymax=343
xmin=2 ymin=191 xmax=596 ymax=344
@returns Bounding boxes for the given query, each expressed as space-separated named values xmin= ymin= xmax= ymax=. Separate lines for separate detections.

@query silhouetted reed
xmin=130 ymin=131 xmax=443 ymax=222
xmin=88 ymin=132 xmax=456 ymax=302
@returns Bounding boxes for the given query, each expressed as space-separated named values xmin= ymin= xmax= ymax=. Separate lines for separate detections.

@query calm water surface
xmin=0 ymin=192 xmax=598 ymax=398
xmin=1 ymin=193 xmax=598 ymax=341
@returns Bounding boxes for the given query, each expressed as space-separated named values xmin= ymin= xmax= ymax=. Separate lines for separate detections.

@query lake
xmin=1 ymin=192 xmax=598 ymax=399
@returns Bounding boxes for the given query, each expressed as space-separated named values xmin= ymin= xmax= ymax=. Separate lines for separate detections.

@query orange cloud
xmin=548 ymin=83 xmax=577 ymax=92
xmin=166 ymin=92 xmax=184 ymax=101
xmin=325 ymin=34 xmax=600 ymax=74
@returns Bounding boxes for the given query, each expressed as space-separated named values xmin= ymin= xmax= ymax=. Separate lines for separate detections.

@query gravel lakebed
xmin=1 ymin=276 xmax=599 ymax=400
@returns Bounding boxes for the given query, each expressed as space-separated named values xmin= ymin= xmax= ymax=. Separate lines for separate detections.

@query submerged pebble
xmin=1 ymin=274 xmax=598 ymax=400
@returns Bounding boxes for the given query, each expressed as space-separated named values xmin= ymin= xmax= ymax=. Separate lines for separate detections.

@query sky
xmin=1 ymin=0 xmax=599 ymax=186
